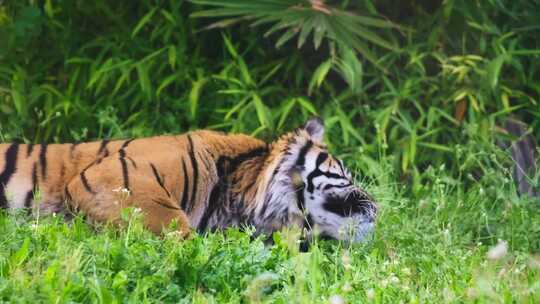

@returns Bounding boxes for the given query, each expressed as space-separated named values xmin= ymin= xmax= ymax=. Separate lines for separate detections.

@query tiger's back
xmin=0 ymin=131 xmax=266 ymax=221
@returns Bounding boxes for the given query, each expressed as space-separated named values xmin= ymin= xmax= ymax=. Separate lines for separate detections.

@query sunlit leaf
xmin=132 ymin=8 xmax=157 ymax=38
xmin=308 ymin=59 xmax=332 ymax=95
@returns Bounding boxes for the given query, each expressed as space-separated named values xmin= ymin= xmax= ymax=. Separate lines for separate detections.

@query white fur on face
xmin=296 ymin=144 xmax=377 ymax=243
xmin=255 ymin=120 xmax=377 ymax=243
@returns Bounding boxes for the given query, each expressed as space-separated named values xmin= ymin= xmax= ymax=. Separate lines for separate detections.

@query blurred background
xmin=0 ymin=0 xmax=538 ymax=193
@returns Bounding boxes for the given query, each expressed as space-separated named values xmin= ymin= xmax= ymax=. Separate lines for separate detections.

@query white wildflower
xmin=165 ymin=231 xmax=184 ymax=239
xmin=487 ymin=240 xmax=508 ymax=260
xmin=112 ymin=187 xmax=131 ymax=195
xmin=328 ymin=295 xmax=345 ymax=304
xmin=341 ymin=251 xmax=352 ymax=270
xmin=366 ymin=289 xmax=375 ymax=300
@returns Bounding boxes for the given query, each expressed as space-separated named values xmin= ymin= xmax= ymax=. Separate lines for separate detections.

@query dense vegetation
xmin=0 ymin=0 xmax=539 ymax=302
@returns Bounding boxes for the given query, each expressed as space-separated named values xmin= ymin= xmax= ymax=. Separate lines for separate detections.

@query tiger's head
xmin=257 ymin=117 xmax=377 ymax=244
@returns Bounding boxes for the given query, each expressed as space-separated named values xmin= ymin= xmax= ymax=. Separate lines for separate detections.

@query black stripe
xmin=316 ymin=152 xmax=328 ymax=167
xmin=0 ymin=143 xmax=19 ymax=208
xmin=150 ymin=163 xmax=170 ymax=197
xmin=186 ymin=135 xmax=198 ymax=213
xmin=80 ymin=171 xmax=95 ymax=194
xmin=180 ymin=159 xmax=190 ymax=211
xmin=117 ymin=142 xmax=134 ymax=191
xmin=60 ymin=163 xmax=66 ymax=180
xmin=26 ymin=144 xmax=34 ymax=157
xmin=335 ymin=158 xmax=345 ymax=175
xmin=121 ymin=139 xmax=134 ymax=149
xmin=269 ymin=164 xmax=281 ymax=183
xmin=24 ymin=163 xmax=38 ymax=208
xmin=323 ymin=182 xmax=353 ymax=190
xmin=224 ymin=146 xmax=269 ymax=173
xmin=197 ymin=146 xmax=268 ymax=232
xmin=64 ymin=185 xmax=73 ymax=201
xmin=127 ymin=156 xmax=137 ymax=169
xmin=197 ymin=157 xmax=225 ymax=231
xmin=70 ymin=142 xmax=80 ymax=158
xmin=197 ymin=183 xmax=222 ymax=232
xmin=291 ymin=141 xmax=314 ymax=211
xmin=305 ymin=152 xmax=344 ymax=193
xmin=259 ymin=198 xmax=269 ymax=218
xmin=295 ymin=140 xmax=313 ymax=167
xmin=98 ymin=139 xmax=110 ymax=156
xmin=307 ymin=169 xmax=344 ymax=193
xmin=119 ymin=150 xmax=130 ymax=190
xmin=39 ymin=143 xmax=48 ymax=180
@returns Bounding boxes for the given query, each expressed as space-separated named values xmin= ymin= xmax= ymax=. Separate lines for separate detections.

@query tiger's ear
xmin=303 ymin=117 xmax=324 ymax=142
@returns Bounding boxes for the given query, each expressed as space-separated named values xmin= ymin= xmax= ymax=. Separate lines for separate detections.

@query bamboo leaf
xmin=277 ymin=98 xmax=296 ymax=130
xmin=297 ymin=16 xmax=315 ymax=48
xmin=296 ymin=97 xmax=318 ymax=115
xmin=486 ymin=55 xmax=506 ymax=90
xmin=222 ymin=34 xmax=238 ymax=58
xmin=168 ymin=46 xmax=177 ymax=70
xmin=275 ymin=27 xmax=298 ymax=49
xmin=132 ymin=8 xmax=157 ymax=38
xmin=252 ymin=94 xmax=273 ymax=130
xmin=189 ymin=73 xmax=208 ymax=119
xmin=308 ymin=59 xmax=333 ymax=95
xmin=157 ymin=73 xmax=180 ymax=97
xmin=136 ymin=63 xmax=152 ymax=100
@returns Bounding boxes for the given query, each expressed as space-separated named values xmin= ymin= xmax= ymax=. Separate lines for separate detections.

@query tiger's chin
xmin=349 ymin=221 xmax=376 ymax=243
xmin=298 ymin=223 xmax=375 ymax=251
xmin=315 ymin=215 xmax=376 ymax=244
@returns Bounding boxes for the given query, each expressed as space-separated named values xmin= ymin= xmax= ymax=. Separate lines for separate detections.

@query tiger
xmin=0 ymin=118 xmax=377 ymax=243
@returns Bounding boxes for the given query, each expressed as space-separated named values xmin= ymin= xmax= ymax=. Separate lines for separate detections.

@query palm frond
xmin=189 ymin=0 xmax=401 ymax=68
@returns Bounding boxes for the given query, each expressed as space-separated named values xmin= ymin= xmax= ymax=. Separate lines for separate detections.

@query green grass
xmin=1 ymin=157 xmax=539 ymax=303
xmin=1 ymin=1 xmax=539 ymax=303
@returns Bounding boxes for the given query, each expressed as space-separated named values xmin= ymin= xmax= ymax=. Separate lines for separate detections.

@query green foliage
xmin=0 ymin=0 xmax=539 ymax=301
xmin=0 ymin=0 xmax=538 ymax=179
xmin=189 ymin=0 xmax=400 ymax=69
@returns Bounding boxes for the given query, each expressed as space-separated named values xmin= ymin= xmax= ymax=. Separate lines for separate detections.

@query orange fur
xmin=0 ymin=131 xmax=266 ymax=236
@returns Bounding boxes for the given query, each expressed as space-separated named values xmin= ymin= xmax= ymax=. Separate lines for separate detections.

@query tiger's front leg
xmin=65 ymin=156 xmax=191 ymax=237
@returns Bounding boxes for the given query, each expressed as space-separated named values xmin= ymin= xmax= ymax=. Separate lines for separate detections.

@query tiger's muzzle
xmin=321 ymin=189 xmax=377 ymax=243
